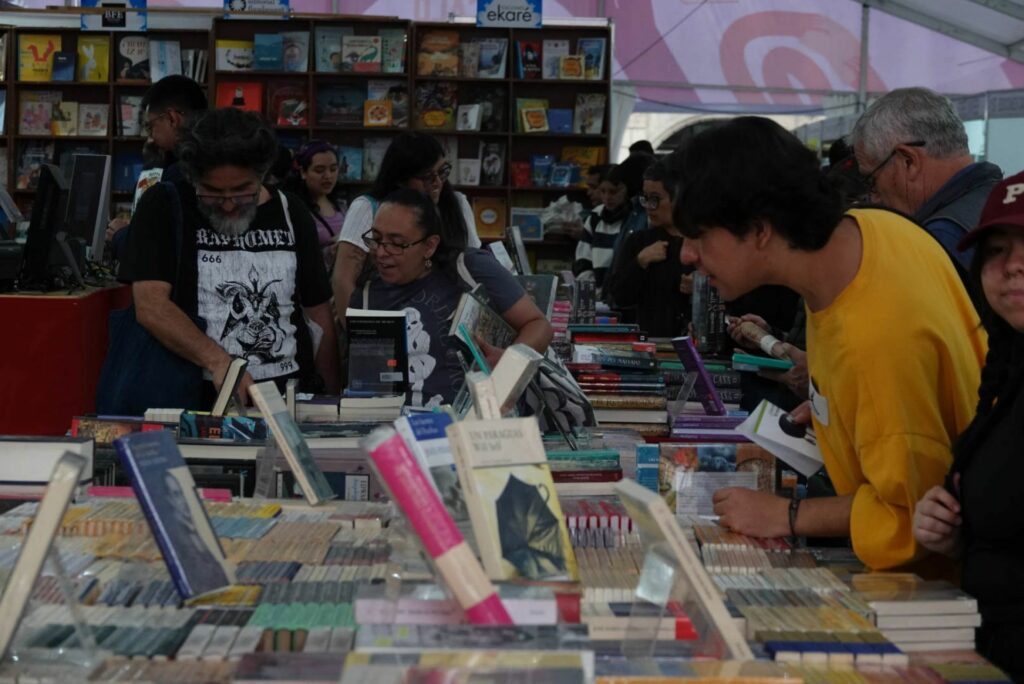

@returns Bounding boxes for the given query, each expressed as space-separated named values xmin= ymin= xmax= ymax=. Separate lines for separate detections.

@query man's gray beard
xmin=199 ymin=201 xmax=258 ymax=237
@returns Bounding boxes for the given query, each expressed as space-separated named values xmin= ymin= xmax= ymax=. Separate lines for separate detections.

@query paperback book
xmin=281 ymin=31 xmax=310 ymax=72
xmin=115 ymin=34 xmax=150 ymax=80
xmin=18 ymin=34 xmax=61 ymax=82
xmin=50 ymin=51 xmax=75 ymax=82
xmin=345 ymin=308 xmax=408 ymax=397
xmin=316 ymin=85 xmax=365 ymax=126
xmin=341 ymin=35 xmax=382 ymax=73
xmin=415 ymin=81 xmax=457 ymax=130
xmin=149 ymin=40 xmax=182 ymax=81
xmin=417 ymin=30 xmax=459 ymax=77
xmin=542 ymin=39 xmax=569 ymax=79
xmin=77 ymin=36 xmax=110 ymax=82
xmin=573 ymin=93 xmax=606 ymax=134
xmin=476 ymin=38 xmax=508 ymax=79
xmin=314 ymin=26 xmax=352 ymax=72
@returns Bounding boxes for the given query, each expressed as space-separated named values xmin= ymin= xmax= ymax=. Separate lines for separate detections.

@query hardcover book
xmin=341 ymin=35 xmax=382 ymax=73
xmin=456 ymin=103 xmax=481 ymax=132
xmin=471 ymin=196 xmax=507 ymax=239
xmin=248 ymin=382 xmax=337 ymax=506
xmin=363 ymin=99 xmax=391 ymax=127
xmin=479 ymin=141 xmax=504 ymax=186
xmin=379 ymin=28 xmax=407 ymax=73
xmin=113 ymin=431 xmax=237 ymax=599
xmin=52 ymin=101 xmax=78 ymax=136
xmin=457 ymin=158 xmax=481 ymax=186
xmin=547 ymin=108 xmax=573 ymax=134
xmin=362 ymin=137 xmax=390 ymax=182
xmin=415 ymin=81 xmax=457 ymax=130
xmin=477 ymin=38 xmax=508 ymax=79
xmin=417 ymin=30 xmax=459 ymax=77
xmin=464 ymin=84 xmax=506 ymax=132
xmin=77 ymin=36 xmax=110 ymax=82
xmin=447 ymin=416 xmax=578 ymax=582
xmin=253 ymin=33 xmax=284 ymax=71
xmin=521 ymin=106 xmax=549 ymax=134
xmin=578 ymin=37 xmax=606 ymax=80
xmin=459 ymin=42 xmax=480 ymax=77
xmin=50 ymin=51 xmax=76 ymax=82
xmin=216 ymin=81 xmax=264 ymax=113
xmin=215 ymin=39 xmax=254 ymax=71
xmin=118 ymin=94 xmax=143 ymax=136
xmin=149 ymin=40 xmax=182 ymax=81
xmin=510 ymin=207 xmax=544 ymax=242
xmin=269 ymin=83 xmax=307 ymax=127
xmin=116 ymin=35 xmax=150 ymax=80
xmin=515 ymin=40 xmax=542 ymax=79
xmin=573 ymin=93 xmax=605 ymax=134
xmin=541 ymin=39 xmax=569 ymax=79
xmin=314 ymin=26 xmax=352 ymax=72
xmin=18 ymin=34 xmax=61 ymax=82
xmin=558 ymin=54 xmax=584 ymax=80
xmin=19 ymin=99 xmax=53 ymax=136
xmin=339 ymin=146 xmax=363 ymax=181
xmin=281 ymin=31 xmax=310 ymax=72
xmin=394 ymin=412 xmax=467 ymax=521
xmin=345 ymin=308 xmax=408 ymax=397
xmin=316 ymin=84 xmax=365 ymax=126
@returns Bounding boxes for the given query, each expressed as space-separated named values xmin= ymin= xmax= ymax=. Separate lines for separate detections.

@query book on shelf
xmin=50 ymin=51 xmax=76 ymax=82
xmin=514 ymin=97 xmax=548 ymax=132
xmin=447 ymin=416 xmax=578 ymax=582
xmin=476 ymin=38 xmax=509 ymax=79
xmin=510 ymin=207 xmax=544 ymax=242
xmin=215 ymin=39 xmax=254 ymax=71
xmin=52 ymin=101 xmax=78 ymax=136
xmin=345 ymin=308 xmax=408 ymax=397
xmin=515 ymin=40 xmax=542 ymax=79
xmin=393 ymin=412 xmax=466 ymax=519
xmin=457 ymin=158 xmax=481 ymax=186
xmin=417 ymin=30 xmax=459 ymax=77
xmin=0 ymin=35 xmax=5 ymax=82
xmin=15 ymin=141 xmax=53 ymax=190
xmin=70 ymin=416 xmax=166 ymax=446
xmin=113 ymin=151 xmax=144 ymax=193
xmin=339 ymin=146 xmax=363 ymax=181
xmin=269 ymin=83 xmax=308 ymax=127
xmin=314 ymin=26 xmax=352 ymax=72
xmin=248 ymin=381 xmax=337 ymax=506
xmin=253 ymin=33 xmax=284 ymax=71
xmin=341 ymin=35 xmax=382 ymax=73
xmin=18 ymin=34 xmax=61 ymax=82
xmin=0 ymin=452 xmax=86 ymax=661
xmin=549 ymin=162 xmax=574 ymax=187
xmin=116 ymin=35 xmax=150 ymax=80
xmin=561 ymin=146 xmax=605 ymax=178
xmin=449 ymin=287 xmax=516 ymax=348
xmin=216 ymin=81 xmax=264 ymax=113
xmin=479 ymin=141 xmax=505 ymax=186
xmin=362 ymin=427 xmax=513 ymax=625
xmin=19 ymin=99 xmax=53 ymax=136
xmin=367 ymin=80 xmax=408 ymax=127
xmin=559 ymin=54 xmax=585 ymax=80
xmin=578 ymin=37 xmax=607 ymax=80
xmin=363 ymin=137 xmax=390 ymax=182
xmin=465 ymin=84 xmax=507 ymax=132
xmin=181 ymin=48 xmax=208 ymax=83
xmin=459 ymin=41 xmax=480 ymax=77
xmin=437 ymin=136 xmax=458 ymax=167
xmin=456 ymin=103 xmax=482 ymax=131
xmin=542 ymin=39 xmax=569 ymax=79
xmin=281 ymin=31 xmax=310 ymax=72
xmin=472 ymin=195 xmax=508 ymax=240
xmin=77 ymin=36 xmax=110 ymax=82
xmin=415 ymin=81 xmax=457 ymax=130
xmin=379 ymin=28 xmax=406 ymax=73
xmin=316 ymin=84 xmax=365 ymax=126
xmin=118 ymin=94 xmax=143 ymax=136
xmin=149 ymin=40 xmax=182 ymax=81
xmin=547 ymin=108 xmax=573 ymax=134
xmin=521 ymin=106 xmax=549 ymax=134
xmin=363 ymin=99 xmax=392 ymax=127
xmin=574 ymin=93 xmax=606 ymax=134
xmin=113 ymin=431 xmax=237 ymax=599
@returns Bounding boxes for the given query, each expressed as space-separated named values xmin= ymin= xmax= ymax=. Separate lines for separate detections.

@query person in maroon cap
xmin=915 ymin=169 xmax=1024 ymax=681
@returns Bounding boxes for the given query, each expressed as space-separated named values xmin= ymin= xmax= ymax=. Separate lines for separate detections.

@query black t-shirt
xmin=118 ymin=180 xmax=331 ymax=386
xmin=608 ymin=226 xmax=690 ymax=337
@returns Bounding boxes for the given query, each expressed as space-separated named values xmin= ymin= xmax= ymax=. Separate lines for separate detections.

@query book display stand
xmin=667 ymin=372 xmax=700 ymax=422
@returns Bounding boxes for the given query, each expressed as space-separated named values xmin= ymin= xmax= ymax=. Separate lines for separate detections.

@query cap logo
xmin=1003 ymin=183 xmax=1024 ymax=205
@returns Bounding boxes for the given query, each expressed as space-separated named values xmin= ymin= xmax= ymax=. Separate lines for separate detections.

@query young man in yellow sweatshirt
xmin=676 ymin=117 xmax=986 ymax=575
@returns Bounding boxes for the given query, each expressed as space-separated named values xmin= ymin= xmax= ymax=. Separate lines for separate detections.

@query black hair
xmin=629 ymin=139 xmax=656 ymax=155
xmin=141 ymin=75 xmax=208 ymax=115
xmin=378 ymin=187 xmax=459 ymax=279
xmin=176 ymin=108 xmax=278 ymax=183
xmin=609 ymin=152 xmax=656 ymax=199
xmin=282 ymin=140 xmax=345 ymax=213
xmin=642 ymin=158 xmax=681 ymax=201
xmin=266 ymin=145 xmax=294 ymax=188
xmin=586 ymin=164 xmax=610 ymax=178
xmin=369 ymin=132 xmax=470 ymax=250
xmin=673 ymin=116 xmax=845 ymax=251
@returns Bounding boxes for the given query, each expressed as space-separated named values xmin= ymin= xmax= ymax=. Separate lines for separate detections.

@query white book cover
xmin=735 ymin=400 xmax=823 ymax=478
xmin=457 ymin=158 xmax=481 ymax=186
xmin=542 ymin=39 xmax=569 ymax=79
xmin=149 ymin=40 xmax=182 ymax=82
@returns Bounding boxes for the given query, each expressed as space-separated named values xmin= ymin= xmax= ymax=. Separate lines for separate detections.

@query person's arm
xmin=332 ymin=243 xmax=367 ymax=327
xmin=305 ymin=301 xmax=339 ymax=394
xmin=477 ymin=294 xmax=553 ymax=368
xmin=712 ymin=489 xmax=852 ymax=538
xmin=914 ymin=481 xmax=964 ymax=559
xmin=610 ymin=234 xmax=661 ymax=307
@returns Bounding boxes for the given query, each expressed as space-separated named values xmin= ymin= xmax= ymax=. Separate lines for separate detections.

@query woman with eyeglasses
xmin=349 ymin=188 xmax=551 ymax=408
xmin=607 ymin=159 xmax=693 ymax=337
xmin=284 ymin=140 xmax=348 ymax=271
xmin=331 ymin=133 xmax=481 ymax=327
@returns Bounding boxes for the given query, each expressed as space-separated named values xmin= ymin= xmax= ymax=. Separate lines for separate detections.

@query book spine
xmin=593 ymin=353 xmax=655 ymax=370
xmin=552 ymin=469 xmax=623 ymax=483
xmin=363 ymin=428 xmax=512 ymax=625
xmin=589 ymin=395 xmax=667 ymax=410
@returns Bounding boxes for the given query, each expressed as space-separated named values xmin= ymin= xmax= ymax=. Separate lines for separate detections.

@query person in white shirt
xmin=331 ymin=133 xmax=481 ymax=326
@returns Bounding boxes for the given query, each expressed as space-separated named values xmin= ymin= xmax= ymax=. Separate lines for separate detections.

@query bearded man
xmin=119 ymin=108 xmax=339 ymax=406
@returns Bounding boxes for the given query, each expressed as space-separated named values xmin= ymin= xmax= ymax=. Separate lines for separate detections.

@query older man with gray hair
xmin=850 ymin=87 xmax=1002 ymax=267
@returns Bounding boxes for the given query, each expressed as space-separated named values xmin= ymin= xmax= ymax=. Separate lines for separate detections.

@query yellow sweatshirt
xmin=806 ymin=208 xmax=986 ymax=572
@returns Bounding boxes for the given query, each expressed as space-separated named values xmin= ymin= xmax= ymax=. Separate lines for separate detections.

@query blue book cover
xmin=113 ymin=152 xmax=143 ymax=193
xmin=113 ymin=431 xmax=236 ymax=599
xmin=253 ymin=34 xmax=283 ymax=71
xmin=51 ymin=51 xmax=76 ymax=82
xmin=547 ymin=108 xmax=573 ymax=133
xmin=338 ymin=146 xmax=362 ymax=181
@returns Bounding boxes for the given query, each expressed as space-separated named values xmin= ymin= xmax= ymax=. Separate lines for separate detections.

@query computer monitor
xmin=19 ymin=164 xmax=71 ymax=290
xmin=65 ymin=154 xmax=112 ymax=263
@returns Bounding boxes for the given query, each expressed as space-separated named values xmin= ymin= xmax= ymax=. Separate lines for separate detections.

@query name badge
xmin=809 ymin=377 xmax=830 ymax=426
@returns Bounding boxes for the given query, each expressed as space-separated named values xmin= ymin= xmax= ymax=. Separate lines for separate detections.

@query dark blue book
xmin=253 ymin=34 xmax=283 ymax=71
xmin=51 ymin=51 xmax=76 ymax=82
xmin=547 ymin=108 xmax=573 ymax=133
xmin=113 ymin=431 xmax=236 ymax=599
xmin=112 ymin=152 xmax=143 ymax=193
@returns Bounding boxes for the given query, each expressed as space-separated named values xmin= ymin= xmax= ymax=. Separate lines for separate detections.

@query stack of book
xmin=545 ymin=448 xmax=622 ymax=486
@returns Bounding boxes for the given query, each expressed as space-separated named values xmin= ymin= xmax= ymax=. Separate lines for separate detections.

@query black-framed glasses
xmin=195 ymin=191 xmax=261 ymax=208
xmin=862 ymin=140 xmax=926 ymax=192
xmin=141 ymin=109 xmax=181 ymax=135
xmin=639 ymin=194 xmax=664 ymax=210
xmin=362 ymin=228 xmax=428 ymax=255
xmin=412 ymin=163 xmax=452 ymax=185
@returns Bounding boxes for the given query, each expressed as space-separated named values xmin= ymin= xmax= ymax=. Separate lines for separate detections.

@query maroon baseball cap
xmin=959 ymin=170 xmax=1024 ymax=251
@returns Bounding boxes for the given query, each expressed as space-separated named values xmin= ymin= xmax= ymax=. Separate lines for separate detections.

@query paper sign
xmin=477 ymin=0 xmax=542 ymax=28
xmin=81 ymin=0 xmax=147 ymax=32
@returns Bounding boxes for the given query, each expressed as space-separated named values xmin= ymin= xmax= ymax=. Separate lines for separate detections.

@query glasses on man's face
xmin=195 ymin=191 xmax=261 ymax=208
xmin=639 ymin=194 xmax=663 ymax=210
xmin=413 ymin=163 xmax=452 ymax=186
xmin=142 ymin=112 xmax=169 ymax=136
xmin=362 ymin=228 xmax=428 ymax=255
xmin=861 ymin=140 xmax=927 ymax=193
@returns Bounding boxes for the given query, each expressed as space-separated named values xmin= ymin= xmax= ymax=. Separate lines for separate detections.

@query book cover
xmin=116 ymin=35 xmax=150 ymax=80
xmin=449 ymin=287 xmax=515 ymax=348
xmin=252 ymin=34 xmax=284 ymax=71
xmin=363 ymin=137 xmax=390 ymax=182
xmin=15 ymin=142 xmax=53 ymax=190
xmin=338 ymin=146 xmax=363 ymax=181
xmin=541 ymin=39 xmax=569 ymax=79
xmin=514 ymin=97 xmax=548 ymax=132
xmin=477 ymin=38 xmax=508 ymax=79
xmin=269 ymin=83 xmax=307 ymax=127
xmin=578 ymin=37 xmax=606 ymax=80
xmin=248 ymin=382 xmax=337 ymax=506
xmin=341 ymin=35 xmax=382 ymax=73
xmin=520 ymin=107 xmax=549 ymax=134
xmin=314 ymin=26 xmax=352 ymax=72
xmin=379 ymin=28 xmax=407 ymax=74
xmin=465 ymin=84 xmax=506 ymax=132
xmin=393 ymin=412 xmax=468 ymax=521
xmin=459 ymin=42 xmax=480 ymax=77
xmin=70 ymin=416 xmax=164 ymax=445
xmin=149 ymin=40 xmax=182 ymax=81
xmin=471 ymin=195 xmax=507 ymax=239
xmin=559 ymin=55 xmax=584 ymax=80
xmin=50 ymin=51 xmax=75 ymax=82
xmin=315 ymin=84 xmax=365 ymax=126
xmin=661 ymin=442 xmax=773 ymax=516
xmin=457 ymin=158 xmax=481 ymax=186
xmin=415 ymin=81 xmax=457 ymax=130
xmin=113 ymin=431 xmax=236 ymax=599
xmin=456 ymin=103 xmax=481 ymax=131
xmin=561 ymin=146 xmax=605 ymax=181
xmin=216 ymin=81 xmax=264 ymax=113
xmin=281 ymin=32 xmax=310 ymax=72
xmin=18 ymin=34 xmax=61 ymax=82
xmin=478 ymin=141 xmax=504 ymax=186
xmin=363 ymin=99 xmax=391 ymax=127
xmin=113 ymin=151 xmax=144 ymax=193
xmin=510 ymin=207 xmax=544 ymax=242
xmin=76 ymin=36 xmax=109 ymax=82
xmin=345 ymin=308 xmax=408 ymax=396
xmin=515 ymin=40 xmax=541 ymax=79
xmin=417 ymin=30 xmax=459 ymax=77
xmin=447 ymin=417 xmax=578 ymax=582
xmin=547 ymin=108 xmax=573 ymax=134
xmin=0 ymin=35 xmax=5 ymax=82
xmin=52 ymin=101 xmax=78 ymax=136
xmin=19 ymin=100 xmax=53 ymax=136
xmin=362 ymin=427 xmax=513 ymax=625
xmin=118 ymin=94 xmax=142 ymax=136
xmin=215 ymin=39 xmax=254 ymax=71
xmin=516 ymin=274 xmax=557 ymax=318
xmin=573 ymin=93 xmax=605 ymax=134
xmin=386 ymin=84 xmax=409 ymax=127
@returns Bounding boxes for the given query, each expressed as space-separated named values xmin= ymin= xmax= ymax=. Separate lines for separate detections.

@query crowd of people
xmin=101 ymin=75 xmax=1024 ymax=678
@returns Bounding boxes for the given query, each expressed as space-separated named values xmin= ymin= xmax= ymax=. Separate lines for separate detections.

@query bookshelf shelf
xmin=14 ymin=135 xmax=109 ymax=141
xmin=511 ymin=133 xmax=605 ymax=140
xmin=215 ymin=70 xmax=306 ymax=77
xmin=512 ymin=78 xmax=606 ymax=86
xmin=311 ymin=72 xmax=409 ymax=79
xmin=415 ymin=75 xmax=511 ymax=83
xmin=311 ymin=125 xmax=410 ymax=133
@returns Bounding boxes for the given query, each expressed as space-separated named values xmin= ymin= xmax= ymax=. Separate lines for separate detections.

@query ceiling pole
xmin=597 ymin=0 xmax=606 ymax=17
xmin=858 ymin=3 xmax=870 ymax=114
